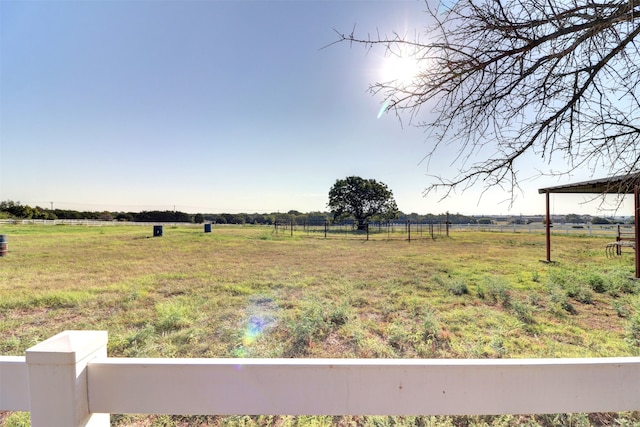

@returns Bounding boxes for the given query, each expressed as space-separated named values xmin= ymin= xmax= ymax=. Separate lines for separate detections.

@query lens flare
xmin=243 ymin=315 xmax=269 ymax=346
xmin=233 ymin=296 xmax=278 ymax=357
xmin=377 ymin=100 xmax=390 ymax=119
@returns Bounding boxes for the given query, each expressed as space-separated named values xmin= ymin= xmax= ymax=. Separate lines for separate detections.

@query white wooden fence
xmin=1 ymin=331 xmax=640 ymax=426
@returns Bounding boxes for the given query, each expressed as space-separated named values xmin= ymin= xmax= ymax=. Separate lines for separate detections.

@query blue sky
xmin=0 ymin=0 xmax=631 ymax=216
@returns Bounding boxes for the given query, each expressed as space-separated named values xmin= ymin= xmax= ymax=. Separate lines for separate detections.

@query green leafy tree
xmin=328 ymin=176 xmax=398 ymax=230
xmin=564 ymin=214 xmax=584 ymax=224
xmin=591 ymin=216 xmax=611 ymax=225
xmin=0 ymin=200 xmax=33 ymax=218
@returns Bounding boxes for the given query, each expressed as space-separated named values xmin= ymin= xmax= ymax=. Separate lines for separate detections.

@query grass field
xmin=1 ymin=224 xmax=640 ymax=426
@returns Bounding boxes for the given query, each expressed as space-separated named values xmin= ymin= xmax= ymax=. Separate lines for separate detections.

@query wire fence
xmin=274 ymin=220 xmax=450 ymax=241
xmin=274 ymin=220 xmax=635 ymax=241
xmin=450 ymin=222 xmax=633 ymax=239
xmin=0 ymin=218 xmax=632 ymax=242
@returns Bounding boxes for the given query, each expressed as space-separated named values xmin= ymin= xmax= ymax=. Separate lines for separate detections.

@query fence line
xmin=274 ymin=220 xmax=627 ymax=240
xmin=0 ymin=219 xmax=631 ymax=240
xmin=2 ymin=331 xmax=640 ymax=426
xmin=449 ymin=222 xmax=629 ymax=238
xmin=274 ymin=220 xmax=450 ymax=241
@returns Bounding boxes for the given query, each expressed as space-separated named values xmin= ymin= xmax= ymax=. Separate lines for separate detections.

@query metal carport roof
xmin=538 ymin=174 xmax=640 ymax=278
xmin=538 ymin=174 xmax=640 ymax=195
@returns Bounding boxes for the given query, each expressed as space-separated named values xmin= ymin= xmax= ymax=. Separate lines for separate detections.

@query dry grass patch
xmin=1 ymin=225 xmax=640 ymax=425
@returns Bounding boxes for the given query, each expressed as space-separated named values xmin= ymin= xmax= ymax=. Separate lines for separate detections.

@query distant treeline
xmin=0 ymin=200 xmax=490 ymax=225
xmin=0 ymin=200 xmax=628 ymax=225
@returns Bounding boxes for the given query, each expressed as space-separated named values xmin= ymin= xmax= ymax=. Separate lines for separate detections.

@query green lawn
xmin=1 ymin=224 xmax=639 ymax=426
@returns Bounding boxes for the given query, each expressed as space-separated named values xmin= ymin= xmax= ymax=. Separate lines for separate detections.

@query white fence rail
xmin=450 ymin=222 xmax=632 ymax=238
xmin=2 ymin=331 xmax=640 ymax=426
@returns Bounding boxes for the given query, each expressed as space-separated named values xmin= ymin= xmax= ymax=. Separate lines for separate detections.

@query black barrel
xmin=204 ymin=223 xmax=212 ymax=233
xmin=153 ymin=225 xmax=163 ymax=237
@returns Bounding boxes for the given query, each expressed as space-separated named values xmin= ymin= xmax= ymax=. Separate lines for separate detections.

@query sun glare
xmin=380 ymin=54 xmax=420 ymax=86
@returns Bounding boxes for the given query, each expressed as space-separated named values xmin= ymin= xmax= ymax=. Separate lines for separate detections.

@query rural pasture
xmin=1 ymin=224 xmax=640 ymax=426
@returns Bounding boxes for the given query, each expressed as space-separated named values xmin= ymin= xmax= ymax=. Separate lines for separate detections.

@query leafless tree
xmin=334 ymin=0 xmax=640 ymax=200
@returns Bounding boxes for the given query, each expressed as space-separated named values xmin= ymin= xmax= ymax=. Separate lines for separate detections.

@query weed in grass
xmin=586 ymin=272 xmax=607 ymax=293
xmin=528 ymin=293 xmax=544 ymax=308
xmin=490 ymin=335 xmax=507 ymax=358
xmin=0 ymin=335 xmax=21 ymax=354
xmin=222 ymin=283 xmax=254 ymax=296
xmin=446 ymin=278 xmax=469 ymax=296
xmin=531 ymin=270 xmax=540 ymax=283
xmin=626 ymin=309 xmax=640 ymax=350
xmin=549 ymin=286 xmax=578 ymax=316
xmin=0 ymin=290 xmax=89 ymax=310
xmin=358 ymin=336 xmax=396 ymax=358
xmin=613 ymin=300 xmax=631 ymax=318
xmin=284 ymin=298 xmax=333 ymax=357
xmin=510 ymin=300 xmax=536 ymax=325
xmin=3 ymin=412 xmax=30 ymax=427
xmin=328 ymin=300 xmax=353 ymax=326
xmin=607 ymin=271 xmax=638 ymax=297
xmin=110 ymin=324 xmax=158 ymax=357
xmin=565 ymin=282 xmax=594 ymax=304
xmin=233 ymin=297 xmax=279 ymax=357
xmin=432 ymin=274 xmax=447 ymax=287
xmin=546 ymin=270 xmax=593 ymax=308
xmin=387 ymin=320 xmax=412 ymax=354
xmin=536 ymin=413 xmax=592 ymax=427
xmin=484 ymin=277 xmax=511 ymax=307
xmin=420 ymin=308 xmax=441 ymax=341
xmin=155 ymin=298 xmax=196 ymax=333
xmin=398 ymin=296 xmax=427 ymax=317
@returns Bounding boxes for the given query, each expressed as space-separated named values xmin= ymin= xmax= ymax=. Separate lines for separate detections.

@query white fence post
xmin=25 ymin=330 xmax=109 ymax=427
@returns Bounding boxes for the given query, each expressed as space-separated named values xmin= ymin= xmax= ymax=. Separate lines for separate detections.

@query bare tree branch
xmin=335 ymin=0 xmax=640 ymax=203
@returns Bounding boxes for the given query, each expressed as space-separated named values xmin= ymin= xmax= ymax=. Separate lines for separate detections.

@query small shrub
xmin=420 ymin=308 xmax=441 ymax=341
xmin=5 ymin=412 xmax=30 ymax=427
xmin=118 ymin=325 xmax=157 ymax=357
xmin=561 ymin=300 xmax=578 ymax=315
xmin=510 ymin=300 xmax=535 ymax=325
xmin=528 ymin=293 xmax=544 ymax=308
xmin=626 ymin=312 xmax=640 ymax=348
xmin=387 ymin=321 xmax=412 ymax=352
xmin=565 ymin=283 xmax=593 ymax=304
xmin=484 ymin=277 xmax=511 ymax=307
xmin=608 ymin=272 xmax=638 ymax=296
xmin=358 ymin=336 xmax=396 ymax=358
xmin=490 ymin=336 xmax=507 ymax=358
xmin=285 ymin=298 xmax=345 ymax=356
xmin=531 ymin=270 xmax=540 ymax=283
xmin=155 ymin=299 xmax=193 ymax=332
xmin=548 ymin=269 xmax=593 ymax=304
xmin=446 ymin=279 xmax=469 ymax=296
xmin=613 ymin=301 xmax=631 ymax=318
xmin=549 ymin=286 xmax=577 ymax=316
xmin=586 ymin=273 xmax=606 ymax=293
xmin=328 ymin=301 xmax=353 ymax=326
xmin=432 ymin=274 xmax=447 ymax=287
xmin=37 ymin=292 xmax=83 ymax=308
xmin=547 ymin=269 xmax=570 ymax=287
